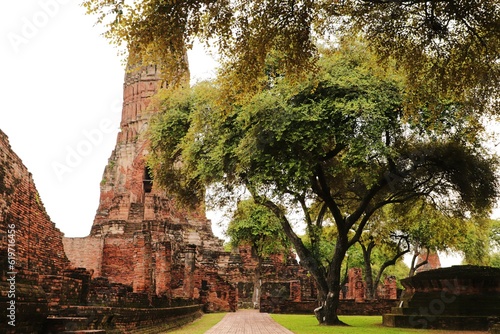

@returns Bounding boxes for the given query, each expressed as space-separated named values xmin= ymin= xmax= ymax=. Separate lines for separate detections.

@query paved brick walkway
xmin=204 ymin=310 xmax=294 ymax=334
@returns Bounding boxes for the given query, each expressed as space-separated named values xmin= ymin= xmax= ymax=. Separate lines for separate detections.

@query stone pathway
xmin=204 ymin=310 xmax=295 ymax=334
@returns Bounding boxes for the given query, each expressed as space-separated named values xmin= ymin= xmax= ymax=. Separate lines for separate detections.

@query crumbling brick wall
xmin=0 ymin=129 xmax=69 ymax=276
xmin=0 ymin=129 xmax=75 ymax=334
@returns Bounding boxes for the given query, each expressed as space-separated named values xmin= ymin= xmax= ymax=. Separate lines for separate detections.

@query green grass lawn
xmin=161 ymin=313 xmax=487 ymax=334
xmin=161 ymin=313 xmax=227 ymax=334
xmin=271 ymin=315 xmax=421 ymax=334
xmin=270 ymin=314 xmax=487 ymax=334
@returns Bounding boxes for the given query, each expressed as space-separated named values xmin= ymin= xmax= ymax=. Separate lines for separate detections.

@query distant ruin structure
xmin=414 ymin=250 xmax=442 ymax=274
xmin=384 ymin=265 xmax=500 ymax=331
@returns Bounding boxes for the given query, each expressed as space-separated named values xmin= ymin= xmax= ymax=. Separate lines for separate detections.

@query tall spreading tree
xmin=148 ymin=44 xmax=499 ymax=325
xmin=83 ymin=0 xmax=499 ymax=112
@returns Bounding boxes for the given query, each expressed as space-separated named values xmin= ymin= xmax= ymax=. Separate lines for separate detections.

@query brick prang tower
xmin=64 ymin=64 xmax=230 ymax=304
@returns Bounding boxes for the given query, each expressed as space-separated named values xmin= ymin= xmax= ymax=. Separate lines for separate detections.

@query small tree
xmin=226 ymin=199 xmax=289 ymax=308
xmin=386 ymin=200 xmax=494 ymax=276
xmin=460 ymin=218 xmax=500 ymax=266
xmin=488 ymin=219 xmax=500 ymax=267
xmin=357 ymin=226 xmax=411 ymax=299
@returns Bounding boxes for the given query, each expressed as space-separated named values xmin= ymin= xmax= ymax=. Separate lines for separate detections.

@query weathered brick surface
xmin=44 ymin=304 xmax=203 ymax=333
xmin=39 ymin=274 xmax=85 ymax=308
xmin=415 ymin=250 xmax=442 ymax=273
xmin=102 ymin=237 xmax=136 ymax=286
xmin=0 ymin=279 xmax=48 ymax=333
xmin=260 ymin=266 xmax=398 ymax=315
xmin=346 ymin=267 xmax=365 ymax=302
xmin=384 ymin=266 xmax=500 ymax=331
xmin=63 ymin=237 xmax=104 ymax=277
xmin=261 ymin=298 xmax=398 ymax=315
xmin=0 ymin=130 xmax=69 ymax=275
xmin=0 ymin=130 xmax=74 ymax=333
xmin=381 ymin=275 xmax=398 ymax=300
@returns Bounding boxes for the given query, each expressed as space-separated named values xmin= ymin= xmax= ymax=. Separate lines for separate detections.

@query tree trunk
xmin=314 ymin=288 xmax=344 ymax=325
xmin=373 ymin=243 xmax=410 ymax=296
xmin=249 ymin=187 xmax=348 ymax=326
xmin=253 ymin=255 xmax=262 ymax=309
xmin=322 ymin=292 xmax=341 ymax=324
xmin=360 ymin=241 xmax=375 ymax=300
xmin=320 ymin=236 xmax=349 ymax=325
xmin=409 ymin=247 xmax=429 ymax=277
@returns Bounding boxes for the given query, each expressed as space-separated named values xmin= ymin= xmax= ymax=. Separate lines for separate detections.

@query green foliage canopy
xmin=226 ymin=199 xmax=290 ymax=257
xmin=339 ymin=0 xmax=500 ymax=112
xmin=459 ymin=217 xmax=500 ymax=265
xmin=388 ymin=200 xmax=478 ymax=254
xmin=84 ymin=0 xmax=500 ymax=112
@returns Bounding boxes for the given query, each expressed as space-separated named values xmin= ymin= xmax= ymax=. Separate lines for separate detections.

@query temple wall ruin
xmin=63 ymin=236 xmax=104 ymax=276
xmin=0 ymin=130 xmax=69 ymax=275
xmin=0 ymin=129 xmax=75 ymax=333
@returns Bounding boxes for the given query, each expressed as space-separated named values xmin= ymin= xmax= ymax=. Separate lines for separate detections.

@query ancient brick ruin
xmin=1 ymin=62 xmax=404 ymax=333
xmin=0 ymin=130 xmax=69 ymax=276
xmin=342 ymin=268 xmax=398 ymax=302
xmin=384 ymin=265 xmax=500 ymax=331
xmin=260 ymin=266 xmax=398 ymax=316
xmin=0 ymin=129 xmax=85 ymax=333
xmin=62 ymin=65 xmax=230 ymax=309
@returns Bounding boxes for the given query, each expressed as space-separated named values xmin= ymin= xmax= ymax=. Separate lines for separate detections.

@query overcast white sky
xmin=0 ymin=1 xmax=218 ymax=237
xmin=0 ymin=1 xmax=498 ymax=257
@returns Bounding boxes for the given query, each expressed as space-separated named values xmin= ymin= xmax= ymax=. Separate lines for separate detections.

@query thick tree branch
xmin=316 ymin=201 xmax=328 ymax=228
xmin=315 ymin=165 xmax=345 ymax=231
xmin=359 ymin=238 xmax=376 ymax=298
xmin=346 ymin=172 xmax=388 ymax=232
xmin=247 ymin=183 xmax=329 ymax=294
xmin=373 ymin=236 xmax=411 ymax=297
xmin=293 ymin=191 xmax=322 ymax=257
xmin=409 ymin=246 xmax=430 ymax=277
xmin=322 ymin=143 xmax=347 ymax=162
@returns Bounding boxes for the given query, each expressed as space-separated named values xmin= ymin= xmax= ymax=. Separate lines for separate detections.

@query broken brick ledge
xmin=42 ymin=304 xmax=203 ymax=334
